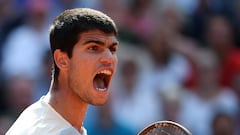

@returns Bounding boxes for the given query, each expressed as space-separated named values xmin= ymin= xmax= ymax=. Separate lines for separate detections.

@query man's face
xmin=68 ymin=30 xmax=118 ymax=105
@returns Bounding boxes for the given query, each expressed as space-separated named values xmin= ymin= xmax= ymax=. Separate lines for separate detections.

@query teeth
xmin=97 ymin=70 xmax=112 ymax=75
xmin=96 ymin=88 xmax=107 ymax=91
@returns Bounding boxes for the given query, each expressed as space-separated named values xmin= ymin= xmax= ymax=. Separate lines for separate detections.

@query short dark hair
xmin=49 ymin=8 xmax=118 ymax=81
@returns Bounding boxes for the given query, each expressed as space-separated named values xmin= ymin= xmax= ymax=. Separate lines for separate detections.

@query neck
xmin=46 ymin=79 xmax=88 ymax=132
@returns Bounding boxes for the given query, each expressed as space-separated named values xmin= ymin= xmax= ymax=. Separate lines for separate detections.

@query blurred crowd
xmin=0 ymin=0 xmax=240 ymax=135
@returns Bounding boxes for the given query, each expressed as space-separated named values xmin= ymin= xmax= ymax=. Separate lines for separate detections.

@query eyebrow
xmin=82 ymin=39 xmax=119 ymax=47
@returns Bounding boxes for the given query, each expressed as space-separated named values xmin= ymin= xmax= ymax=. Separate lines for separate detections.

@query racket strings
xmin=145 ymin=123 xmax=188 ymax=135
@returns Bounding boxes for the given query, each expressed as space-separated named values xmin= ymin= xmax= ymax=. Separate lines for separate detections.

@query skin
xmin=45 ymin=29 xmax=118 ymax=132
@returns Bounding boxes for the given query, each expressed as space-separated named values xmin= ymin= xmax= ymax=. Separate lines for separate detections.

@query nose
xmin=100 ymin=49 xmax=115 ymax=65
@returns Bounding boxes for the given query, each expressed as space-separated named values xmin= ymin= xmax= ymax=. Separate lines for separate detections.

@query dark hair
xmin=49 ymin=8 xmax=118 ymax=81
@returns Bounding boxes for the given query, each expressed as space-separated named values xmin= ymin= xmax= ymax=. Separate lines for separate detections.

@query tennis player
xmin=6 ymin=8 xmax=118 ymax=135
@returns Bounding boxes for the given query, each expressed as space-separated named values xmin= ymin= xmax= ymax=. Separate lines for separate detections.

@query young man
xmin=6 ymin=8 xmax=119 ymax=135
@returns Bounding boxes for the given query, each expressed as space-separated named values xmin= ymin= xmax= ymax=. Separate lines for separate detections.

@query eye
xmin=88 ymin=45 xmax=99 ymax=51
xmin=109 ymin=46 xmax=118 ymax=54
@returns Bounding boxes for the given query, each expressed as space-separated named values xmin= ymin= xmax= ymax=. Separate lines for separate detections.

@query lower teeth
xmin=96 ymin=88 xmax=106 ymax=91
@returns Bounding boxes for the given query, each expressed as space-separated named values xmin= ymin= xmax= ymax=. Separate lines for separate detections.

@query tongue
xmin=94 ymin=77 xmax=105 ymax=89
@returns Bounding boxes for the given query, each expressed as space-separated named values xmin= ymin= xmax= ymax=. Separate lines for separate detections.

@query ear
xmin=53 ymin=49 xmax=70 ymax=70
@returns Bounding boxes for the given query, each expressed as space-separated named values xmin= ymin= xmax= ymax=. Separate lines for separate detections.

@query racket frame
xmin=138 ymin=120 xmax=192 ymax=135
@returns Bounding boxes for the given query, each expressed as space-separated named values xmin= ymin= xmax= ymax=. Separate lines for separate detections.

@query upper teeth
xmin=97 ymin=70 xmax=112 ymax=75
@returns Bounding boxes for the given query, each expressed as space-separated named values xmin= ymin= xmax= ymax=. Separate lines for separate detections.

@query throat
xmin=94 ymin=77 xmax=106 ymax=89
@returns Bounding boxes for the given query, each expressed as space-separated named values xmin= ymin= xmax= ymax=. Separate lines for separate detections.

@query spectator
xmin=205 ymin=15 xmax=240 ymax=88
xmin=144 ymin=23 xmax=191 ymax=95
xmin=34 ymin=50 xmax=53 ymax=101
xmin=1 ymin=0 xmax=51 ymax=80
xmin=0 ymin=115 xmax=14 ymax=135
xmin=180 ymin=48 xmax=238 ymax=135
xmin=111 ymin=56 xmax=160 ymax=134
xmin=160 ymin=84 xmax=183 ymax=122
xmin=119 ymin=0 xmax=156 ymax=44
xmin=86 ymin=102 xmax=135 ymax=135
xmin=4 ymin=75 xmax=34 ymax=119
xmin=211 ymin=113 xmax=235 ymax=135
xmin=0 ymin=0 xmax=24 ymax=64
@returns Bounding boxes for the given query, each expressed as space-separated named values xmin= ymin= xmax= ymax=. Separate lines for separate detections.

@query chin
xmin=91 ymin=98 xmax=108 ymax=106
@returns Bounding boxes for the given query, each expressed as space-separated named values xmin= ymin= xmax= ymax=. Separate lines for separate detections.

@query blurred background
xmin=0 ymin=0 xmax=240 ymax=135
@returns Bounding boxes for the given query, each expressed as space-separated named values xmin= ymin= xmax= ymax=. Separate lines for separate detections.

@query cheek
xmin=68 ymin=58 xmax=95 ymax=88
xmin=113 ymin=55 xmax=118 ymax=70
xmin=70 ymin=53 xmax=96 ymax=73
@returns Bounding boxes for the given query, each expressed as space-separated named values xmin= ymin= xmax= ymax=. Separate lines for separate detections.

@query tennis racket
xmin=138 ymin=120 xmax=192 ymax=135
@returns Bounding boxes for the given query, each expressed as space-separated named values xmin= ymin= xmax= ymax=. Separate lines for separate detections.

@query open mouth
xmin=93 ymin=70 xmax=112 ymax=92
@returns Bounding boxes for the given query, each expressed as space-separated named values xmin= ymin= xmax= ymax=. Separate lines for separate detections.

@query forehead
xmin=79 ymin=30 xmax=118 ymax=43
